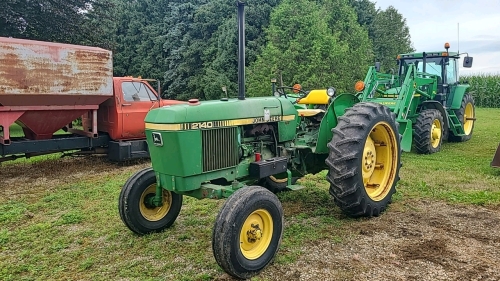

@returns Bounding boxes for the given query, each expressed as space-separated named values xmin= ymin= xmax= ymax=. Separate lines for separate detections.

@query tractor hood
xmin=145 ymin=96 xmax=297 ymax=127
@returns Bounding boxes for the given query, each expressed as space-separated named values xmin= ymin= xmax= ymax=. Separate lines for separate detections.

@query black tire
xmin=325 ymin=102 xmax=401 ymax=217
xmin=413 ymin=109 xmax=444 ymax=154
xmin=260 ymin=173 xmax=299 ymax=193
xmin=448 ymin=93 xmax=475 ymax=142
xmin=212 ymin=186 xmax=283 ymax=279
xmin=119 ymin=167 xmax=183 ymax=235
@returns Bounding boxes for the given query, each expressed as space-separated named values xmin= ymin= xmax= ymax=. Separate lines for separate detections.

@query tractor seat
xmin=297 ymin=109 xmax=325 ymax=117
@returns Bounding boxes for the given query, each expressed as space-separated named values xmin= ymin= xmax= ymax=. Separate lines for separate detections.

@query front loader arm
xmin=392 ymin=65 xmax=417 ymax=120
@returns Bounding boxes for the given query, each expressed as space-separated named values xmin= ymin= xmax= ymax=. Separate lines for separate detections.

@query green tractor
xmin=118 ymin=2 xmax=401 ymax=279
xmin=354 ymin=44 xmax=476 ymax=154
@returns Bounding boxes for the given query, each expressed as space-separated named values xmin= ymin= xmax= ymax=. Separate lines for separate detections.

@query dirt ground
xmin=2 ymin=157 xmax=500 ymax=281
xmin=249 ymin=200 xmax=500 ymax=281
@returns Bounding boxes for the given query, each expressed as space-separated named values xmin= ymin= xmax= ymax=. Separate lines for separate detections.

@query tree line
xmin=1 ymin=0 xmax=413 ymax=100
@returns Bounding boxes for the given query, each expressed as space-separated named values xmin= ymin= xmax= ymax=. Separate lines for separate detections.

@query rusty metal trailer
xmin=0 ymin=37 xmax=183 ymax=163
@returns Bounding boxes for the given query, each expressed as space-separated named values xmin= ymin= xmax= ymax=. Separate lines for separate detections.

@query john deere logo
xmin=152 ymin=132 xmax=163 ymax=146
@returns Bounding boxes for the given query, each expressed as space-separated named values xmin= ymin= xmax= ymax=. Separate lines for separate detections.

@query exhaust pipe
xmin=237 ymin=1 xmax=246 ymax=100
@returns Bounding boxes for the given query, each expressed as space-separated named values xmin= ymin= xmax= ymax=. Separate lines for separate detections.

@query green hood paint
xmin=144 ymin=96 xmax=299 ymax=180
xmin=145 ymin=96 xmax=297 ymax=124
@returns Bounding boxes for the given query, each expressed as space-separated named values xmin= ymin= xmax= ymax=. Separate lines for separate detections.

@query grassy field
xmin=1 ymin=108 xmax=500 ymax=280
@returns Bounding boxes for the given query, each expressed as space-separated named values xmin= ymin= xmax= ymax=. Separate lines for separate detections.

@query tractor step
xmin=447 ymin=111 xmax=465 ymax=135
xmin=287 ymin=184 xmax=305 ymax=191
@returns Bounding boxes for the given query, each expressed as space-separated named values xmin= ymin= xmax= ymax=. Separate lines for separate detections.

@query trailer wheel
xmin=326 ymin=102 xmax=401 ymax=217
xmin=413 ymin=109 xmax=444 ymax=154
xmin=119 ymin=167 xmax=182 ymax=235
xmin=449 ymin=93 xmax=475 ymax=142
xmin=212 ymin=186 xmax=283 ymax=279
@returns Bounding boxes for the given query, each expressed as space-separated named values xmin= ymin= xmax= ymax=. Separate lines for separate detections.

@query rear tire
xmin=326 ymin=102 xmax=401 ymax=217
xmin=413 ymin=109 xmax=444 ymax=154
xmin=448 ymin=93 xmax=475 ymax=142
xmin=119 ymin=167 xmax=183 ymax=235
xmin=212 ymin=186 xmax=283 ymax=279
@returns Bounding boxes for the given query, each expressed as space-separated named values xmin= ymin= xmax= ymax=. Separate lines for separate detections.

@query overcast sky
xmin=374 ymin=0 xmax=500 ymax=76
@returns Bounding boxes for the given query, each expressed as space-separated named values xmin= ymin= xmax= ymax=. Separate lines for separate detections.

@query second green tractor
xmin=355 ymin=42 xmax=476 ymax=154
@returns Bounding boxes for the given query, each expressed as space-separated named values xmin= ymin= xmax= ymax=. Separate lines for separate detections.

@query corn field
xmin=461 ymin=73 xmax=500 ymax=108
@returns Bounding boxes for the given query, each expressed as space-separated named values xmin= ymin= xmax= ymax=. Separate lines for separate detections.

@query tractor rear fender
xmin=315 ymin=93 xmax=360 ymax=154
xmin=450 ymin=84 xmax=470 ymax=109
xmin=420 ymin=101 xmax=449 ymax=131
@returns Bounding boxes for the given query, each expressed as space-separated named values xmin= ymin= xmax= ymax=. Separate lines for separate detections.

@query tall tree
xmin=349 ymin=0 xmax=377 ymax=33
xmin=371 ymin=6 xmax=414 ymax=72
xmin=163 ymin=1 xmax=207 ymax=99
xmin=162 ymin=0 xmax=281 ymax=100
xmin=0 ymin=0 xmax=113 ymax=45
xmin=349 ymin=2 xmax=414 ymax=72
xmin=247 ymin=0 xmax=373 ymax=95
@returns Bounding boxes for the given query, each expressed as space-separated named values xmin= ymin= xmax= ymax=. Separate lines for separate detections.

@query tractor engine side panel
xmin=145 ymin=130 xmax=203 ymax=177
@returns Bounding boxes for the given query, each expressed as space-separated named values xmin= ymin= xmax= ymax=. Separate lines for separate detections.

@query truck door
xmin=120 ymin=80 xmax=159 ymax=139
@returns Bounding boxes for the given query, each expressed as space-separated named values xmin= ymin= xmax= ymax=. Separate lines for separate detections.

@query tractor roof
xmin=398 ymin=51 xmax=460 ymax=59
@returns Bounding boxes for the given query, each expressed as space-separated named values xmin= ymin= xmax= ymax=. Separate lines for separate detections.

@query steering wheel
xmin=275 ymin=84 xmax=309 ymax=100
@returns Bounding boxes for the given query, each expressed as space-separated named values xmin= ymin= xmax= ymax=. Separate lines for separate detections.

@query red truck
xmin=0 ymin=37 xmax=183 ymax=163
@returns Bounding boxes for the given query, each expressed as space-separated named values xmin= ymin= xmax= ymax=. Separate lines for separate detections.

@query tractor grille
xmin=202 ymin=127 xmax=239 ymax=172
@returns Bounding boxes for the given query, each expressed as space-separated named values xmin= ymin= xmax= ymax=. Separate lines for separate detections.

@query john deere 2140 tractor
xmin=118 ymin=2 xmax=401 ymax=279
xmin=354 ymin=44 xmax=475 ymax=154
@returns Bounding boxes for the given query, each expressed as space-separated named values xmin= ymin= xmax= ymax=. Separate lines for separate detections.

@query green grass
xmin=1 ymin=108 xmax=500 ymax=280
xmin=397 ymin=107 xmax=500 ymax=205
xmin=8 ymin=124 xmax=24 ymax=137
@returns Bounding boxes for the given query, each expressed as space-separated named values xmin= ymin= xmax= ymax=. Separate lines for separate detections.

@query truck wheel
xmin=326 ymin=102 xmax=401 ymax=217
xmin=212 ymin=186 xmax=283 ymax=279
xmin=449 ymin=93 xmax=475 ymax=142
xmin=260 ymin=173 xmax=299 ymax=193
xmin=413 ymin=109 xmax=444 ymax=154
xmin=119 ymin=167 xmax=182 ymax=235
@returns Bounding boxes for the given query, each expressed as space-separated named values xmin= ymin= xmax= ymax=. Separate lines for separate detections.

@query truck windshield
xmin=122 ymin=82 xmax=158 ymax=102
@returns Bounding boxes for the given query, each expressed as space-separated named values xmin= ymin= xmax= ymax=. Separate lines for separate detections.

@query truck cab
xmin=90 ymin=77 xmax=184 ymax=141
xmin=81 ymin=77 xmax=185 ymax=161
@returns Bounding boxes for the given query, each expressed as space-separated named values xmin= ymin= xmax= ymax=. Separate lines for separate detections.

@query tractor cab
xmin=397 ymin=42 xmax=473 ymax=106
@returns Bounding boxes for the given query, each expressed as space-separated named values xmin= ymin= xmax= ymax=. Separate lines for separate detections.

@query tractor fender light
xmin=354 ymin=81 xmax=365 ymax=92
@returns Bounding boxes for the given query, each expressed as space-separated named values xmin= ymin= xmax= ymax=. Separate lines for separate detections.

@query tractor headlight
xmin=327 ymin=87 xmax=336 ymax=97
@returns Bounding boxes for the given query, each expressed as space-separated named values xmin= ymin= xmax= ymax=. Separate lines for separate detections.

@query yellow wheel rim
xmin=430 ymin=119 xmax=442 ymax=148
xmin=463 ymin=102 xmax=474 ymax=135
xmin=362 ymin=122 xmax=398 ymax=201
xmin=139 ymin=184 xmax=172 ymax=221
xmin=239 ymin=209 xmax=273 ymax=260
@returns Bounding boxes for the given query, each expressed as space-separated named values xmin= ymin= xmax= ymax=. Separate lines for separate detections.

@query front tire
xmin=413 ymin=109 xmax=444 ymax=154
xmin=326 ymin=102 xmax=401 ymax=217
xmin=119 ymin=167 xmax=183 ymax=235
xmin=449 ymin=93 xmax=475 ymax=142
xmin=212 ymin=186 xmax=283 ymax=279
